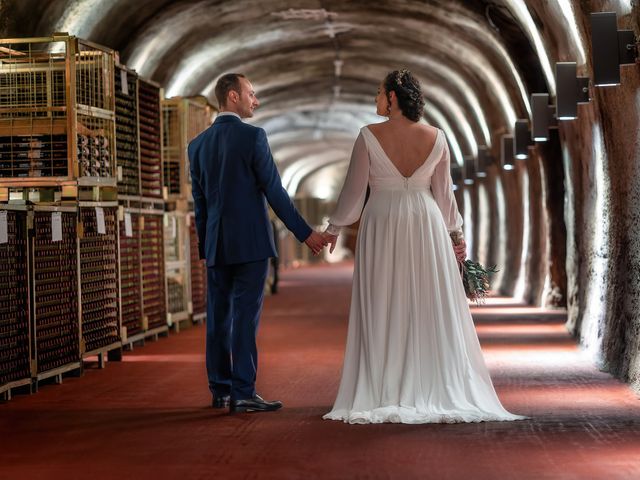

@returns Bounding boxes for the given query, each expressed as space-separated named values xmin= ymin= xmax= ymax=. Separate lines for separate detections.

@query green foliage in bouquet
xmin=449 ymin=231 xmax=498 ymax=304
xmin=460 ymin=260 xmax=499 ymax=304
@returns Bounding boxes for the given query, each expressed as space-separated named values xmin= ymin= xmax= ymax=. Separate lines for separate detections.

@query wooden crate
xmin=0 ymin=35 xmax=116 ymax=187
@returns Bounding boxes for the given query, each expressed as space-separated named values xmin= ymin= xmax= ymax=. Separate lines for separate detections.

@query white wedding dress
xmin=323 ymin=126 xmax=525 ymax=424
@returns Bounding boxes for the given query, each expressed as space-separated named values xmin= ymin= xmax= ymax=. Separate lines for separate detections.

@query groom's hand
xmin=304 ymin=231 xmax=327 ymax=255
xmin=322 ymin=232 xmax=338 ymax=254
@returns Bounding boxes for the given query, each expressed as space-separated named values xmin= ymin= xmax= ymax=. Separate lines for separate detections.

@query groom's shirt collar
xmin=217 ymin=111 xmax=242 ymax=120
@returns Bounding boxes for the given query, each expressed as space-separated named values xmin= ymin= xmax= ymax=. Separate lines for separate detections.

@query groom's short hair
xmin=215 ymin=73 xmax=246 ymax=108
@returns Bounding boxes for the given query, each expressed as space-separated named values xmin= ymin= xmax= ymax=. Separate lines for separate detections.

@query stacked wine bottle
xmin=119 ymin=211 xmax=142 ymax=336
xmin=189 ymin=216 xmax=207 ymax=318
xmin=141 ymin=213 xmax=166 ymax=329
xmin=77 ymin=134 xmax=110 ymax=178
xmin=79 ymin=207 xmax=120 ymax=352
xmin=138 ymin=80 xmax=162 ymax=198
xmin=0 ymin=135 xmax=68 ymax=178
xmin=0 ymin=209 xmax=31 ymax=385
xmin=115 ymin=67 xmax=140 ymax=196
xmin=33 ymin=210 xmax=79 ymax=373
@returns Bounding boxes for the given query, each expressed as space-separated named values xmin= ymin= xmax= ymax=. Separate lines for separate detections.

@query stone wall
xmin=532 ymin=0 xmax=640 ymax=392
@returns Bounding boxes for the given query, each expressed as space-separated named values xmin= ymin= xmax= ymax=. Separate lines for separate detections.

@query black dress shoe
xmin=230 ymin=394 xmax=283 ymax=413
xmin=212 ymin=395 xmax=231 ymax=408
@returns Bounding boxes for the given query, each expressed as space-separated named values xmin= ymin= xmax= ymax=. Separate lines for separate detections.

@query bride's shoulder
xmin=415 ymin=124 xmax=442 ymax=142
xmin=416 ymin=123 xmax=440 ymax=135
xmin=363 ymin=122 xmax=385 ymax=134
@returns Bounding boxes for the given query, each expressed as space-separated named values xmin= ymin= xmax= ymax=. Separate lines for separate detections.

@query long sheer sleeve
xmin=431 ymin=137 xmax=463 ymax=234
xmin=326 ymin=132 xmax=370 ymax=235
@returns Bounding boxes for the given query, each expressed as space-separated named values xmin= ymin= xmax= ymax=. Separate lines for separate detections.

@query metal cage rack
xmin=140 ymin=199 xmax=167 ymax=332
xmin=164 ymin=209 xmax=190 ymax=330
xmin=1 ymin=202 xmax=124 ymax=390
xmin=161 ymin=96 xmax=214 ymax=202
xmin=161 ymin=96 xmax=213 ymax=330
xmin=138 ymin=79 xmax=162 ymax=199
xmin=0 ymin=35 xmax=116 ymax=187
xmin=78 ymin=203 xmax=121 ymax=355
xmin=188 ymin=212 xmax=206 ymax=323
xmin=118 ymin=201 xmax=143 ymax=339
xmin=114 ymin=65 xmax=139 ymax=196
xmin=32 ymin=205 xmax=81 ymax=377
xmin=0 ymin=205 xmax=32 ymax=397
xmin=0 ymin=35 xmax=225 ymax=400
xmin=116 ymin=197 xmax=169 ymax=347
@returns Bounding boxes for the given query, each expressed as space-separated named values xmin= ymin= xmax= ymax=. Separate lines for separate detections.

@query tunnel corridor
xmin=4 ymin=0 xmax=636 ymax=390
xmin=1 ymin=1 xmax=640 ymax=478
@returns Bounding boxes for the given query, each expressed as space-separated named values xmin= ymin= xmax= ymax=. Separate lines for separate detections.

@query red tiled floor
xmin=1 ymin=262 xmax=639 ymax=479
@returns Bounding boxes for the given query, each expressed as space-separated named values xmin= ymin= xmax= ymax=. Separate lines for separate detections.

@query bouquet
xmin=459 ymin=259 xmax=499 ymax=304
xmin=450 ymin=232 xmax=499 ymax=304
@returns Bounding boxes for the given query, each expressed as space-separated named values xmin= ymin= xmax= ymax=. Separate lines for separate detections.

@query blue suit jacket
xmin=188 ymin=115 xmax=312 ymax=267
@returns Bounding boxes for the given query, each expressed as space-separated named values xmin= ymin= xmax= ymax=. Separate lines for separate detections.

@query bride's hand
xmin=322 ymin=232 xmax=338 ymax=254
xmin=453 ymin=238 xmax=466 ymax=263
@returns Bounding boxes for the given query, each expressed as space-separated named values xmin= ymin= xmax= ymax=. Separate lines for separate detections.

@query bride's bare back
xmin=367 ymin=121 xmax=439 ymax=178
xmin=368 ymin=121 xmax=438 ymax=177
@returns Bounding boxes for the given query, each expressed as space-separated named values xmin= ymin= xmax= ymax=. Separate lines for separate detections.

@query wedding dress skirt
xmin=323 ymin=127 xmax=525 ymax=424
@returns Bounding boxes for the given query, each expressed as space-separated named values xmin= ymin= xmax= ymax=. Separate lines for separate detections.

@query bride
xmin=321 ymin=69 xmax=525 ymax=424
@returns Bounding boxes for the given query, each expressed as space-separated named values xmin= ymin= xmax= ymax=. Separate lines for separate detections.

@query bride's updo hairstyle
xmin=383 ymin=69 xmax=425 ymax=122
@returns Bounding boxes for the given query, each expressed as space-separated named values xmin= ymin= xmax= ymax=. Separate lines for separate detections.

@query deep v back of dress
xmin=363 ymin=125 xmax=441 ymax=180
xmin=361 ymin=126 xmax=444 ymax=189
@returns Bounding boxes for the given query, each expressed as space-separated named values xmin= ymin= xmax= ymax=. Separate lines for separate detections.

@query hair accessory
xmin=395 ymin=69 xmax=409 ymax=86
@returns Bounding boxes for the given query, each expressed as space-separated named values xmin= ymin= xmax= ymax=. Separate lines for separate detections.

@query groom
xmin=188 ymin=73 xmax=326 ymax=413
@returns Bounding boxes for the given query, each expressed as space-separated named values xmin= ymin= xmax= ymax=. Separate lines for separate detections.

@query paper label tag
xmin=95 ymin=207 xmax=106 ymax=234
xmin=121 ymin=69 xmax=129 ymax=96
xmin=124 ymin=212 xmax=133 ymax=237
xmin=0 ymin=210 xmax=7 ymax=244
xmin=52 ymin=211 xmax=62 ymax=242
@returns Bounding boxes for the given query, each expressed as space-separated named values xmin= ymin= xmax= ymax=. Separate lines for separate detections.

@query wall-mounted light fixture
xmin=501 ymin=134 xmax=515 ymax=171
xmin=476 ymin=146 xmax=489 ymax=178
xmin=514 ymin=119 xmax=531 ymax=159
xmin=591 ymin=12 xmax=638 ymax=87
xmin=531 ymin=93 xmax=558 ymax=141
xmin=464 ymin=155 xmax=475 ymax=185
xmin=556 ymin=62 xmax=590 ymax=120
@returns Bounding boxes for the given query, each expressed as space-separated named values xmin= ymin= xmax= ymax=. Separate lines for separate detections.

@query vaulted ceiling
xmin=0 ymin=0 xmax=583 ymax=198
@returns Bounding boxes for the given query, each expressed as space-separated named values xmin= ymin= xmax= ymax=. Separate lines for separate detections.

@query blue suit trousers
xmin=206 ymin=259 xmax=269 ymax=400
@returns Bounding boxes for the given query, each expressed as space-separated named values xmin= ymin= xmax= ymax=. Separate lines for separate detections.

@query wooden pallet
xmin=192 ymin=312 xmax=206 ymax=325
xmin=0 ymin=378 xmax=32 ymax=402
xmin=82 ymin=341 xmax=123 ymax=368
xmin=168 ymin=311 xmax=191 ymax=333
xmin=33 ymin=362 xmax=82 ymax=392
xmin=121 ymin=325 xmax=169 ymax=351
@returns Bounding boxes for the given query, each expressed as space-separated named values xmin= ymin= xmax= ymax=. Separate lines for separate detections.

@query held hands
xmin=304 ymin=231 xmax=328 ymax=255
xmin=321 ymin=231 xmax=338 ymax=254
xmin=304 ymin=230 xmax=339 ymax=255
